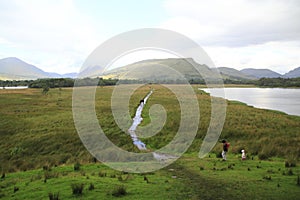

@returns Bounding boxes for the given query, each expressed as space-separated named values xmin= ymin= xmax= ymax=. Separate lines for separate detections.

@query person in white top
xmin=241 ymin=149 xmax=246 ymax=160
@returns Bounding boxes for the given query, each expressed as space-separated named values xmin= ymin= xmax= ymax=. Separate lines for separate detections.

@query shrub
xmin=118 ymin=175 xmax=123 ymax=181
xmin=43 ymin=165 xmax=51 ymax=171
xmin=263 ymin=175 xmax=272 ymax=181
xmin=98 ymin=171 xmax=106 ymax=177
xmin=71 ymin=183 xmax=84 ymax=195
xmin=287 ymin=169 xmax=294 ymax=176
xmin=13 ymin=186 xmax=19 ymax=193
xmin=285 ymin=160 xmax=296 ymax=168
xmin=48 ymin=192 xmax=59 ymax=200
xmin=112 ymin=185 xmax=127 ymax=197
xmin=88 ymin=183 xmax=95 ymax=191
xmin=74 ymin=162 xmax=81 ymax=171
xmin=110 ymin=174 xmax=116 ymax=178
xmin=44 ymin=171 xmax=59 ymax=180
xmin=258 ymin=153 xmax=269 ymax=160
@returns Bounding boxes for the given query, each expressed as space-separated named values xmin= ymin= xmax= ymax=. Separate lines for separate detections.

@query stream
xmin=128 ymin=90 xmax=153 ymax=150
xmin=128 ymin=90 xmax=178 ymax=162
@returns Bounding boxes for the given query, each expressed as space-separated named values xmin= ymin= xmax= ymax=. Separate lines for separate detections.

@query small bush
xmin=112 ymin=185 xmax=127 ymax=197
xmin=287 ymin=169 xmax=294 ymax=176
xmin=285 ymin=160 xmax=296 ymax=168
xmin=74 ymin=162 xmax=81 ymax=171
xmin=118 ymin=175 xmax=123 ymax=181
xmin=44 ymin=171 xmax=59 ymax=180
xmin=98 ymin=171 xmax=106 ymax=177
xmin=258 ymin=153 xmax=269 ymax=160
xmin=80 ymin=171 xmax=86 ymax=176
xmin=88 ymin=183 xmax=95 ymax=191
xmin=43 ymin=166 xmax=51 ymax=171
xmin=263 ymin=175 xmax=272 ymax=181
xmin=216 ymin=152 xmax=222 ymax=158
xmin=48 ymin=192 xmax=59 ymax=200
xmin=13 ymin=186 xmax=19 ymax=193
xmin=110 ymin=174 xmax=116 ymax=178
xmin=297 ymin=175 xmax=300 ymax=186
xmin=71 ymin=183 xmax=84 ymax=195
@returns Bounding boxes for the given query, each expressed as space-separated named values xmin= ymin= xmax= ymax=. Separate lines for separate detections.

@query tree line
xmin=1 ymin=77 xmax=300 ymax=88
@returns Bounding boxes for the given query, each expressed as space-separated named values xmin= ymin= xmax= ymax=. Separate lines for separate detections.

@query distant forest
xmin=0 ymin=77 xmax=300 ymax=88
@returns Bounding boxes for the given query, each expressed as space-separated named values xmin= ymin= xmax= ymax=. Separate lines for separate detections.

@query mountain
xmin=1 ymin=57 xmax=299 ymax=81
xmin=0 ymin=57 xmax=50 ymax=80
xmin=102 ymin=58 xmax=214 ymax=80
xmin=101 ymin=58 xmax=256 ymax=82
xmin=240 ymin=68 xmax=282 ymax=78
xmin=62 ymin=72 xmax=78 ymax=78
xmin=218 ymin=67 xmax=257 ymax=80
xmin=0 ymin=57 xmax=77 ymax=80
xmin=283 ymin=67 xmax=300 ymax=78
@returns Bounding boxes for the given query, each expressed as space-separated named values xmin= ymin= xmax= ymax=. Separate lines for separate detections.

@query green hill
xmin=218 ymin=67 xmax=257 ymax=80
xmin=102 ymin=58 xmax=254 ymax=82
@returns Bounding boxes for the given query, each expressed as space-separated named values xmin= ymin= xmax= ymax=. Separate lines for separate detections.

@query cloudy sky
xmin=0 ymin=0 xmax=300 ymax=74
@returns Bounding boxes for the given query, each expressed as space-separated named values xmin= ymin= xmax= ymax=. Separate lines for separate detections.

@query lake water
xmin=0 ymin=86 xmax=28 ymax=89
xmin=200 ymin=88 xmax=300 ymax=116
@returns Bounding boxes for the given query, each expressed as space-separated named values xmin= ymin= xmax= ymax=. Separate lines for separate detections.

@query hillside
xmin=102 ymin=58 xmax=254 ymax=82
xmin=284 ymin=67 xmax=300 ymax=78
xmin=218 ymin=67 xmax=257 ymax=80
xmin=241 ymin=68 xmax=282 ymax=78
xmin=1 ymin=57 xmax=299 ymax=81
xmin=0 ymin=57 xmax=78 ymax=80
xmin=0 ymin=57 xmax=50 ymax=80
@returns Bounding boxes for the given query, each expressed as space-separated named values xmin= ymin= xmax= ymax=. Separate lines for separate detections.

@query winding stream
xmin=128 ymin=90 xmax=178 ymax=162
xmin=128 ymin=90 xmax=153 ymax=150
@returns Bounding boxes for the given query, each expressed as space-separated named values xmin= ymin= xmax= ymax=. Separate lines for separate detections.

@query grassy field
xmin=0 ymin=154 xmax=299 ymax=199
xmin=0 ymin=85 xmax=299 ymax=199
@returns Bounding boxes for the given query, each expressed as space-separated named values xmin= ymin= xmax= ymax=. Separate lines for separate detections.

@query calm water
xmin=201 ymin=88 xmax=300 ymax=116
xmin=0 ymin=86 xmax=28 ymax=89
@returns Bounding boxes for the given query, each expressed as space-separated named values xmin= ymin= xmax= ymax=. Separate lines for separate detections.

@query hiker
xmin=241 ymin=149 xmax=246 ymax=160
xmin=221 ymin=140 xmax=230 ymax=161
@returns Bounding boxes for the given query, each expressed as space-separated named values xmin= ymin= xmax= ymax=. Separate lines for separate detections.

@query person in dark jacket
xmin=221 ymin=139 xmax=229 ymax=161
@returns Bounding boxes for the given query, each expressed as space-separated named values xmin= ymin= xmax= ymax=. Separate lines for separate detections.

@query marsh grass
xmin=0 ymin=85 xmax=299 ymax=199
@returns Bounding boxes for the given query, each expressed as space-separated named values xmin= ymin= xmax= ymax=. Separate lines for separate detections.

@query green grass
xmin=0 ymin=85 xmax=300 ymax=199
xmin=0 ymin=154 xmax=299 ymax=199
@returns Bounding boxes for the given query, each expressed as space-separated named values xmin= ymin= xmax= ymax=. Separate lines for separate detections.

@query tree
xmin=42 ymin=85 xmax=49 ymax=95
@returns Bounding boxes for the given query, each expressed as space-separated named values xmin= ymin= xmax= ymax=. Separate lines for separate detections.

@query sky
xmin=0 ymin=0 xmax=300 ymax=74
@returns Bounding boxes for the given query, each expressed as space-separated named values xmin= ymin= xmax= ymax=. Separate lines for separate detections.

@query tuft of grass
xmin=88 ymin=183 xmax=95 ymax=191
xmin=71 ymin=183 xmax=84 ymax=195
xmin=112 ymin=185 xmax=127 ymax=197
xmin=74 ymin=162 xmax=81 ymax=171
xmin=48 ymin=192 xmax=59 ymax=200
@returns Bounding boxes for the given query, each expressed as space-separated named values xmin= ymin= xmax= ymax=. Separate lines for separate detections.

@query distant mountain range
xmin=0 ymin=57 xmax=77 ymax=80
xmin=0 ymin=57 xmax=299 ymax=80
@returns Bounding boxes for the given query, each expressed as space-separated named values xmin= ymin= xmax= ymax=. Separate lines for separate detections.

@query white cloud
xmin=205 ymin=41 xmax=300 ymax=74
xmin=162 ymin=0 xmax=300 ymax=46
xmin=0 ymin=0 xmax=101 ymax=73
xmin=161 ymin=0 xmax=300 ymax=72
xmin=1 ymin=0 xmax=300 ymax=73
